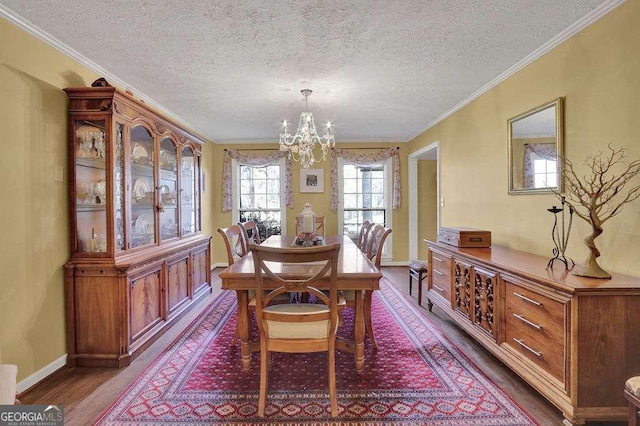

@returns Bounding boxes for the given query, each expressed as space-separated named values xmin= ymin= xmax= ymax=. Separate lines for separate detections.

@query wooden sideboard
xmin=425 ymin=240 xmax=640 ymax=425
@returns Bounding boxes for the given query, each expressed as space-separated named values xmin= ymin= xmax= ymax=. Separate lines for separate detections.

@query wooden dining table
xmin=219 ymin=235 xmax=382 ymax=373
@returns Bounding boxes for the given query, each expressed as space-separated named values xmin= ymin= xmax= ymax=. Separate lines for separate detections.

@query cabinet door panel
xmin=168 ymin=257 xmax=189 ymax=314
xmin=159 ymin=137 xmax=179 ymax=241
xmin=130 ymin=268 xmax=162 ymax=340
xmin=453 ymin=259 xmax=472 ymax=320
xmin=73 ymin=119 xmax=108 ymax=254
xmin=129 ymin=125 xmax=156 ymax=249
xmin=192 ymin=248 xmax=209 ymax=294
xmin=74 ymin=274 xmax=119 ymax=354
xmin=473 ymin=267 xmax=497 ymax=341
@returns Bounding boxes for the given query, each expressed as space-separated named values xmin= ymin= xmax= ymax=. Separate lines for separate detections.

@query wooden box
xmin=437 ymin=227 xmax=491 ymax=248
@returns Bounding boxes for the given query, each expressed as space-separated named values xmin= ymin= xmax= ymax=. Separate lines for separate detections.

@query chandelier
xmin=279 ymin=89 xmax=335 ymax=169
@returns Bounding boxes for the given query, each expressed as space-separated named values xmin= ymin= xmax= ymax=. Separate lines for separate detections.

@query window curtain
xmin=330 ymin=147 xmax=400 ymax=212
xmin=222 ymin=149 xmax=293 ymax=212
xmin=523 ymin=143 xmax=556 ymax=188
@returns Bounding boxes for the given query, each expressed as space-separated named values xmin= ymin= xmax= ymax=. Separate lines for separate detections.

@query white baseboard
xmin=380 ymin=261 xmax=411 ymax=267
xmin=16 ymin=354 xmax=67 ymax=394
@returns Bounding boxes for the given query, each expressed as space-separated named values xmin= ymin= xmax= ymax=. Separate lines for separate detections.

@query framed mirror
xmin=508 ymin=97 xmax=564 ymax=194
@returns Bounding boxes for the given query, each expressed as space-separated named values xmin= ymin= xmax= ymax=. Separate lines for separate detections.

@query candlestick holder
xmin=546 ymin=196 xmax=575 ymax=270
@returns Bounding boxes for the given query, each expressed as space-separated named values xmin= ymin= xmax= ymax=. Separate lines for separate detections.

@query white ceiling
xmin=0 ymin=1 xmax=621 ymax=144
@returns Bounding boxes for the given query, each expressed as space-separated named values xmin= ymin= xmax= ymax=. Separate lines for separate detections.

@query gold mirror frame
xmin=508 ymin=97 xmax=564 ymax=194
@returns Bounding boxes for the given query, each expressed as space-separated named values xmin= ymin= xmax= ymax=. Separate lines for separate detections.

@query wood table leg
xmin=364 ymin=290 xmax=377 ymax=349
xmin=236 ymin=290 xmax=251 ymax=371
xmin=354 ymin=289 xmax=365 ymax=373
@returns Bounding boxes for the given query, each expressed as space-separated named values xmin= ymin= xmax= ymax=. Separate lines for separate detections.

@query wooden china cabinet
xmin=64 ymin=83 xmax=211 ymax=367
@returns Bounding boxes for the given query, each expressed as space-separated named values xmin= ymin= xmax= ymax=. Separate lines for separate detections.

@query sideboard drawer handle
xmin=433 ymin=270 xmax=444 ymax=276
xmin=432 ymin=256 xmax=443 ymax=263
xmin=433 ymin=284 xmax=445 ymax=292
xmin=513 ymin=292 xmax=542 ymax=306
xmin=513 ymin=313 xmax=542 ymax=330
xmin=513 ymin=338 xmax=542 ymax=357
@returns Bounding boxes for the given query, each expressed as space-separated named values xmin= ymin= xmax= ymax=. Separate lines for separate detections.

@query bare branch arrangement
xmin=554 ymin=144 xmax=640 ymax=278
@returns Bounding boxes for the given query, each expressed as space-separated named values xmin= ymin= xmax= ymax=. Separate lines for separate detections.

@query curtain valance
xmin=330 ymin=147 xmax=400 ymax=212
xmin=222 ymin=149 xmax=293 ymax=212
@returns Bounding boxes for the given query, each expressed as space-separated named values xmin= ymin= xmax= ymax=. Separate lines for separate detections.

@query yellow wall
xmin=0 ymin=17 xmax=217 ymax=382
xmin=208 ymin=143 xmax=409 ymax=265
xmin=0 ymin=18 xmax=97 ymax=381
xmin=417 ymin=160 xmax=438 ymax=260
xmin=411 ymin=0 xmax=640 ymax=276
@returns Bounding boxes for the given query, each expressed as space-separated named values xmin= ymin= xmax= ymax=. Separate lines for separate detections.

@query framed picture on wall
xmin=300 ymin=169 xmax=324 ymax=193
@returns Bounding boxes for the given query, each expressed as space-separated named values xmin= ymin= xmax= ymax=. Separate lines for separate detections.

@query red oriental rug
xmin=94 ymin=277 xmax=537 ymax=425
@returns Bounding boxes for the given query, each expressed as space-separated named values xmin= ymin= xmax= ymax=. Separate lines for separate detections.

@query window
xmin=338 ymin=157 xmax=393 ymax=257
xmin=531 ymin=154 xmax=557 ymax=188
xmin=233 ymin=159 xmax=286 ymax=240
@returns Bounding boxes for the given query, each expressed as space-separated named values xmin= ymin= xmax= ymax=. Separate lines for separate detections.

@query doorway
xmin=408 ymin=142 xmax=439 ymax=261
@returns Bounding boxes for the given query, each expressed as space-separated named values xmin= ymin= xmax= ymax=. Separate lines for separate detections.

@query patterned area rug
xmin=94 ymin=277 xmax=537 ymax=425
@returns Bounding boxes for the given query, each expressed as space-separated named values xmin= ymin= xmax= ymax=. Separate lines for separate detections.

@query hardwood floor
xmin=18 ymin=266 xmax=623 ymax=425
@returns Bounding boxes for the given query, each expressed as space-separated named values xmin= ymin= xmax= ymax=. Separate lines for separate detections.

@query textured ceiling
xmin=0 ymin=1 xmax=619 ymax=143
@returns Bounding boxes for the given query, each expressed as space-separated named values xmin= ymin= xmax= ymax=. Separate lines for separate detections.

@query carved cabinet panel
xmin=167 ymin=257 xmax=190 ymax=315
xmin=191 ymin=247 xmax=210 ymax=295
xmin=472 ymin=267 xmax=497 ymax=341
xmin=453 ymin=259 xmax=472 ymax=320
xmin=130 ymin=268 xmax=162 ymax=341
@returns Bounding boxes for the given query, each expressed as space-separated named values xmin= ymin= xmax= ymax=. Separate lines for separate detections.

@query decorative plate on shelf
xmin=160 ymin=150 xmax=177 ymax=170
xmin=134 ymin=213 xmax=153 ymax=235
xmin=132 ymin=143 xmax=149 ymax=163
xmin=133 ymin=179 xmax=150 ymax=200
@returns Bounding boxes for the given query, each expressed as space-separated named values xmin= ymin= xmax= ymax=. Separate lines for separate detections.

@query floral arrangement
xmin=294 ymin=232 xmax=323 ymax=246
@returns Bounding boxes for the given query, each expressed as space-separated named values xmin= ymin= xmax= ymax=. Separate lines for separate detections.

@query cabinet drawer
xmin=429 ymin=250 xmax=452 ymax=302
xmin=431 ymin=269 xmax=451 ymax=301
xmin=504 ymin=282 xmax=567 ymax=383
xmin=430 ymin=250 xmax=452 ymax=275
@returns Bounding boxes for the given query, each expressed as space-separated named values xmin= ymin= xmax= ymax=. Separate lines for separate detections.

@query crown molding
xmin=0 ymin=4 xmax=212 ymax=142
xmin=217 ymin=137 xmax=409 ymax=145
xmin=411 ymin=0 xmax=625 ymax=141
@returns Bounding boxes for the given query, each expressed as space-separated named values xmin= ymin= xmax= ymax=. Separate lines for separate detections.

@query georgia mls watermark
xmin=0 ymin=405 xmax=63 ymax=426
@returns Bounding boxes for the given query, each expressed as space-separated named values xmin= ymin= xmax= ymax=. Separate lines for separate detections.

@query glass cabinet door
xmin=159 ymin=138 xmax=178 ymax=241
xmin=114 ymin=123 xmax=126 ymax=252
xmin=181 ymin=147 xmax=196 ymax=235
xmin=74 ymin=119 xmax=107 ymax=253
xmin=129 ymin=125 xmax=156 ymax=248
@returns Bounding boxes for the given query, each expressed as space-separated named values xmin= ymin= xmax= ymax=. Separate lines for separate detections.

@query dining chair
xmin=251 ymin=243 xmax=342 ymax=417
xmin=356 ymin=221 xmax=372 ymax=251
xmin=238 ymin=220 xmax=261 ymax=253
xmin=344 ymin=224 xmax=392 ymax=349
xmin=217 ymin=225 xmax=247 ymax=266
xmin=295 ymin=215 xmax=326 ymax=238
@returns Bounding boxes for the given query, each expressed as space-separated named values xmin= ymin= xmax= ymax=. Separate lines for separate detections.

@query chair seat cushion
xmin=409 ymin=260 xmax=428 ymax=271
xmin=265 ymin=304 xmax=330 ymax=339
xmin=0 ymin=364 xmax=18 ymax=405
xmin=626 ymin=376 xmax=640 ymax=398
